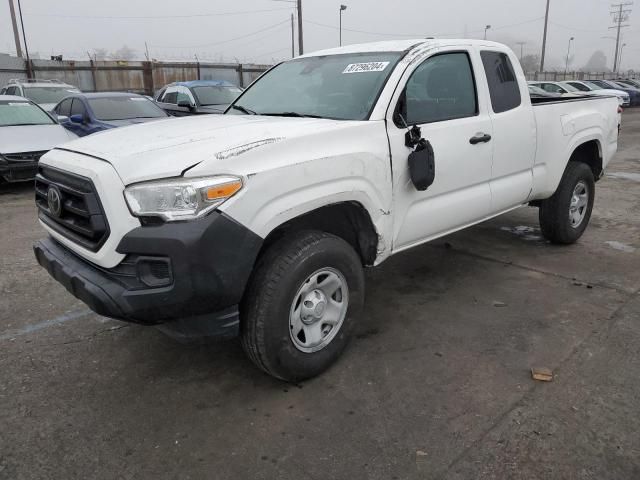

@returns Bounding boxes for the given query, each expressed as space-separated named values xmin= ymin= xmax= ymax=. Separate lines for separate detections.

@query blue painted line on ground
xmin=0 ymin=309 xmax=93 ymax=341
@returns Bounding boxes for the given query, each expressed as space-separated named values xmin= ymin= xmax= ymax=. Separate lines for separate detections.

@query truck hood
xmin=0 ymin=124 xmax=77 ymax=154
xmin=53 ymin=114 xmax=354 ymax=184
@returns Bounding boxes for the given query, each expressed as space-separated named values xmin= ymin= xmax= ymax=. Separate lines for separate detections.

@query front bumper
xmin=0 ymin=161 xmax=38 ymax=182
xmin=34 ymin=211 xmax=263 ymax=335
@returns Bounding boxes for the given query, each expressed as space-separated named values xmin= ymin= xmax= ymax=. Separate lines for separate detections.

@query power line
xmin=151 ymin=19 xmax=290 ymax=49
xmin=305 ymin=16 xmax=543 ymax=39
xmin=22 ymin=7 xmax=291 ymax=19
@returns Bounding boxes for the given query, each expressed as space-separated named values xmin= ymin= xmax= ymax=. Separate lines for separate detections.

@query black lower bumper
xmin=0 ymin=161 xmax=38 ymax=182
xmin=34 ymin=211 xmax=263 ymax=336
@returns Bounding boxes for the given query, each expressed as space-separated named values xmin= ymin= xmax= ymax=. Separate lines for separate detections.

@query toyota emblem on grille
xmin=47 ymin=186 xmax=62 ymax=217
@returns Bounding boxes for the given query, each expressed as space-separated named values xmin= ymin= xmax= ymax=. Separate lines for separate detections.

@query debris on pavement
xmin=531 ymin=367 xmax=553 ymax=382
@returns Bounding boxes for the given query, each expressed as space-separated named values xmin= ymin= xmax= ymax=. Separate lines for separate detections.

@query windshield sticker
xmin=128 ymin=97 xmax=147 ymax=101
xmin=8 ymin=102 xmax=29 ymax=106
xmin=342 ymin=62 xmax=390 ymax=74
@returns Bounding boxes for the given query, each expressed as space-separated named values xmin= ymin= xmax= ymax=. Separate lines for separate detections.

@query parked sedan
xmin=53 ymin=93 xmax=169 ymax=137
xmin=528 ymin=81 xmax=584 ymax=98
xmin=562 ymin=80 xmax=629 ymax=107
xmin=155 ymin=80 xmax=243 ymax=116
xmin=0 ymin=95 xmax=77 ymax=183
xmin=528 ymin=84 xmax=560 ymax=98
xmin=617 ymin=79 xmax=640 ymax=89
xmin=587 ymin=80 xmax=640 ymax=106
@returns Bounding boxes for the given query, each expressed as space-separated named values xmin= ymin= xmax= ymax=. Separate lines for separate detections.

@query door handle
xmin=469 ymin=133 xmax=492 ymax=145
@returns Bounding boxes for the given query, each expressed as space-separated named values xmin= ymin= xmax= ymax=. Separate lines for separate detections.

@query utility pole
xmin=564 ymin=36 xmax=574 ymax=75
xmin=339 ymin=5 xmax=347 ymax=47
xmin=16 ymin=0 xmax=31 ymax=78
xmin=484 ymin=25 xmax=491 ymax=40
xmin=516 ymin=41 xmax=526 ymax=61
xmin=291 ymin=13 xmax=295 ymax=57
xmin=144 ymin=41 xmax=150 ymax=61
xmin=8 ymin=0 xmax=23 ymax=57
xmin=297 ymin=0 xmax=303 ymax=55
xmin=540 ymin=0 xmax=551 ymax=73
xmin=618 ymin=42 xmax=627 ymax=71
xmin=610 ymin=2 xmax=633 ymax=74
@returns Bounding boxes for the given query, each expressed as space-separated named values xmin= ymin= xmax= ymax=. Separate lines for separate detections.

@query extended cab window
xmin=481 ymin=51 xmax=521 ymax=113
xmin=397 ymin=52 xmax=477 ymax=125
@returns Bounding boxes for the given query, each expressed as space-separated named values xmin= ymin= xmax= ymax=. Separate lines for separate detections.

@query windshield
xmin=193 ymin=85 xmax=243 ymax=106
xmin=0 ymin=100 xmax=55 ymax=126
xmin=23 ymin=86 xmax=79 ymax=104
xmin=228 ymin=52 xmax=402 ymax=120
xmin=585 ymin=81 xmax=605 ymax=90
xmin=88 ymin=97 xmax=168 ymax=121
xmin=561 ymin=83 xmax=580 ymax=92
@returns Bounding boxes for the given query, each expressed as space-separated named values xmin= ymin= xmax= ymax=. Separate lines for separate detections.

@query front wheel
xmin=240 ymin=231 xmax=365 ymax=382
xmin=539 ymin=161 xmax=595 ymax=244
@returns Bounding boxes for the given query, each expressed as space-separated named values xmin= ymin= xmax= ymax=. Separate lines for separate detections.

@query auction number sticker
xmin=342 ymin=61 xmax=390 ymax=74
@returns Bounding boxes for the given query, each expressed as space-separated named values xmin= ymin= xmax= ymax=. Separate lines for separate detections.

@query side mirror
xmin=69 ymin=114 xmax=84 ymax=124
xmin=408 ymin=139 xmax=435 ymax=191
xmin=177 ymin=99 xmax=194 ymax=109
xmin=56 ymin=114 xmax=69 ymax=123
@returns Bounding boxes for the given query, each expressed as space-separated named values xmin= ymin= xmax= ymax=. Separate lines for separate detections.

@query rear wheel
xmin=241 ymin=231 xmax=365 ymax=382
xmin=539 ymin=161 xmax=595 ymax=244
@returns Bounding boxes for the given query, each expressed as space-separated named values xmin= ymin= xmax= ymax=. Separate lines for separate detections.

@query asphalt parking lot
xmin=1 ymin=111 xmax=640 ymax=480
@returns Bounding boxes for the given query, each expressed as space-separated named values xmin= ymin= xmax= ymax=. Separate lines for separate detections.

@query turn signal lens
xmin=205 ymin=181 xmax=242 ymax=201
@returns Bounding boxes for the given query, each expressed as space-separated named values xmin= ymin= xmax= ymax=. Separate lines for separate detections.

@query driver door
xmin=387 ymin=48 xmax=494 ymax=252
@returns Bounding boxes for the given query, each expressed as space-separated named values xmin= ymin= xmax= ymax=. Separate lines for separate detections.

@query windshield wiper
xmin=230 ymin=104 xmax=257 ymax=115
xmin=260 ymin=112 xmax=324 ymax=118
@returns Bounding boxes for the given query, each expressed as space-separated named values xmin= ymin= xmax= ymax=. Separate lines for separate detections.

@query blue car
xmin=588 ymin=79 xmax=640 ymax=106
xmin=52 ymin=92 xmax=169 ymax=137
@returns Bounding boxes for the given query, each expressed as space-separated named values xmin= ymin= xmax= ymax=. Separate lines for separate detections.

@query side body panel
xmin=384 ymin=45 xmax=494 ymax=253
xmin=530 ymin=96 xmax=619 ymax=200
xmin=476 ymin=46 xmax=537 ymax=212
xmin=203 ymin=121 xmax=395 ymax=262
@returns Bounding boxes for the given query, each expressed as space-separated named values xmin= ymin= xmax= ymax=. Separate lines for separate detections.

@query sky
xmin=1 ymin=0 xmax=638 ymax=71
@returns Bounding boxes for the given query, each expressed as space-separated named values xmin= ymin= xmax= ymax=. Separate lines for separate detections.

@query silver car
xmin=0 ymin=95 xmax=77 ymax=183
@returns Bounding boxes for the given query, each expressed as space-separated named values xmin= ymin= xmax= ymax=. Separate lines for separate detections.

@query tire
xmin=240 ymin=230 xmax=365 ymax=382
xmin=539 ymin=161 xmax=595 ymax=244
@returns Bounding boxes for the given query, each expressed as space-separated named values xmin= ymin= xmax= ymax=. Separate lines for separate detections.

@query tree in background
xmin=111 ymin=45 xmax=136 ymax=61
xmin=582 ymin=51 xmax=609 ymax=72
xmin=93 ymin=48 xmax=109 ymax=61
xmin=520 ymin=54 xmax=541 ymax=73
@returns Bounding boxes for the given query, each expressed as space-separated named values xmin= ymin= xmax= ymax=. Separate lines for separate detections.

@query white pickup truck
xmin=34 ymin=39 xmax=619 ymax=381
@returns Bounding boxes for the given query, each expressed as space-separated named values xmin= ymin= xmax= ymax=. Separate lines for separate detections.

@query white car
xmin=34 ymin=39 xmax=619 ymax=381
xmin=562 ymin=80 xmax=630 ymax=107
xmin=528 ymin=81 xmax=585 ymax=98
xmin=0 ymin=79 xmax=80 ymax=112
xmin=0 ymin=95 xmax=77 ymax=183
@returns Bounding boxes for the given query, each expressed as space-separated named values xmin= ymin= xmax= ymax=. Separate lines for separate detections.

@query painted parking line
xmin=0 ymin=309 xmax=93 ymax=341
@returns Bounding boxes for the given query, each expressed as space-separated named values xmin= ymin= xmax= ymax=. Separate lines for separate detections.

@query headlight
xmin=124 ymin=175 xmax=242 ymax=221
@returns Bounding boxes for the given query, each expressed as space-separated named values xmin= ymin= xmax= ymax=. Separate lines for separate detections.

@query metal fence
xmin=0 ymin=55 xmax=270 ymax=95
xmin=525 ymin=71 xmax=623 ymax=81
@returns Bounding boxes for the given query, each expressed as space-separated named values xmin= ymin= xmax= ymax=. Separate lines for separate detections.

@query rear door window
xmin=56 ymin=98 xmax=73 ymax=116
xmin=70 ymin=98 xmax=87 ymax=117
xmin=481 ymin=51 xmax=521 ymax=113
